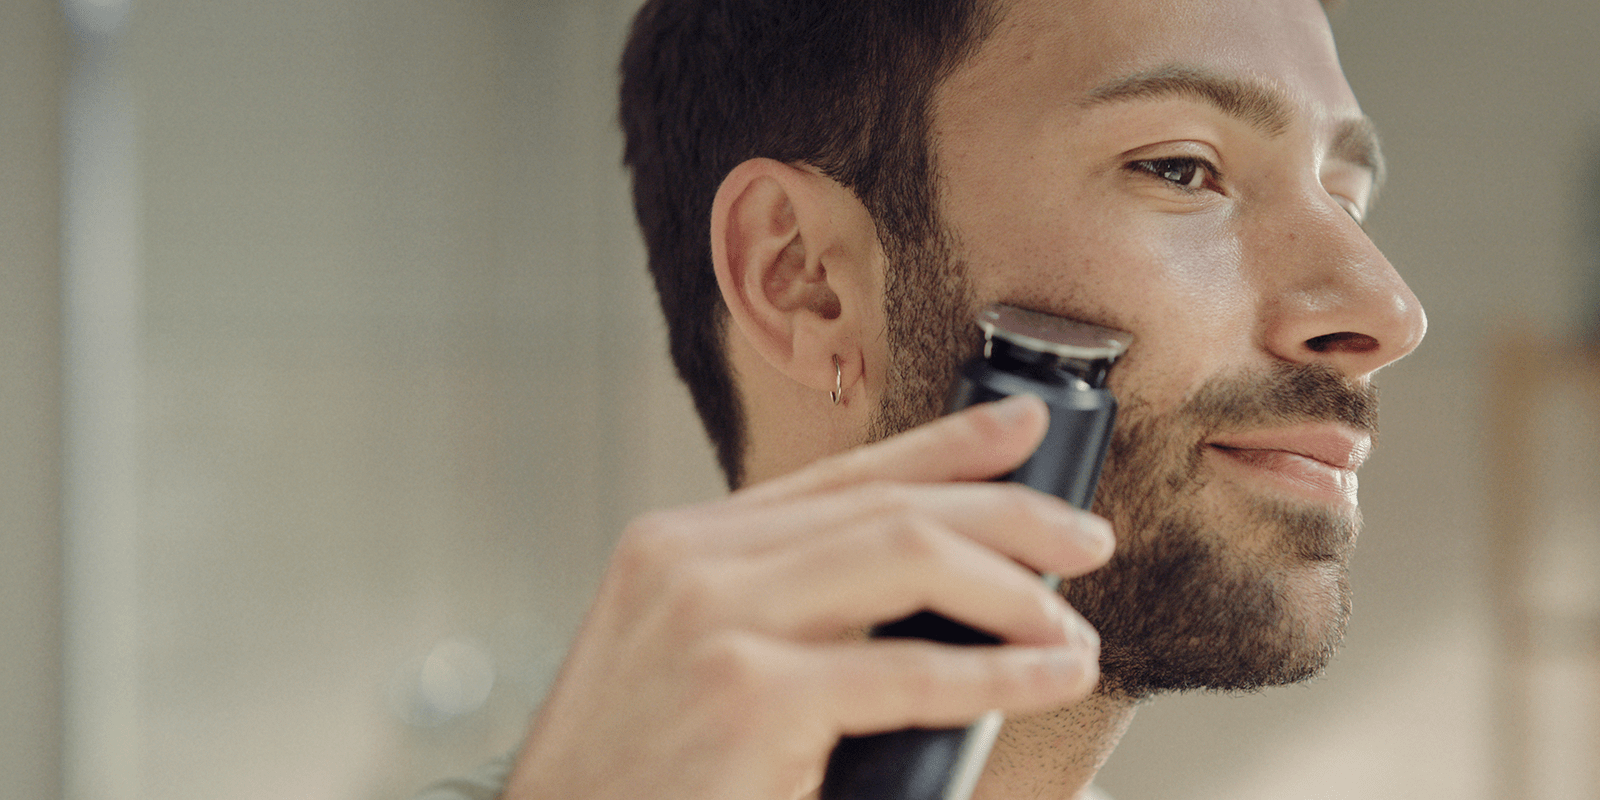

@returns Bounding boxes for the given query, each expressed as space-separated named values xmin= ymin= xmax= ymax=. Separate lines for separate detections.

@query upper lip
xmin=1206 ymin=424 xmax=1372 ymax=471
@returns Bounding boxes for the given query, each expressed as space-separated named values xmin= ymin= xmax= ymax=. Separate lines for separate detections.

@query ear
xmin=710 ymin=158 xmax=882 ymax=396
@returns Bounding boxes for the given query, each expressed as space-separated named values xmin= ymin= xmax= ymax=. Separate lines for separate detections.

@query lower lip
xmin=1207 ymin=445 xmax=1357 ymax=506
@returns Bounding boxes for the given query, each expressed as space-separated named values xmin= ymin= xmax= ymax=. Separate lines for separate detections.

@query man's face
xmin=875 ymin=0 xmax=1426 ymax=696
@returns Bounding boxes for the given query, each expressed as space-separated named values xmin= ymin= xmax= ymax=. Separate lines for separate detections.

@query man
xmin=427 ymin=0 xmax=1426 ymax=797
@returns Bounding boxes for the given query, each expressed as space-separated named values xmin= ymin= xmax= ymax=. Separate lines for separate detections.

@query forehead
xmin=940 ymin=0 xmax=1361 ymax=134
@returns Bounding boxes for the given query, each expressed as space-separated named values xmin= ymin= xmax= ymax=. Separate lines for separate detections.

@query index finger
xmin=736 ymin=394 xmax=1050 ymax=505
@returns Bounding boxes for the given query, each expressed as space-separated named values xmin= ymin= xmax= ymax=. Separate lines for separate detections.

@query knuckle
xmin=844 ymin=484 xmax=949 ymax=564
xmin=660 ymin=562 xmax=728 ymax=632
xmin=688 ymin=634 xmax=755 ymax=694
xmin=686 ymin=634 xmax=793 ymax=721
xmin=879 ymin=515 xmax=945 ymax=564
xmin=609 ymin=510 xmax=725 ymax=616
xmin=614 ymin=509 xmax=693 ymax=576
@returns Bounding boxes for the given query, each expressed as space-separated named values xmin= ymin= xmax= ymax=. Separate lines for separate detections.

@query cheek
xmin=1138 ymin=212 xmax=1252 ymax=331
xmin=950 ymin=168 xmax=1256 ymax=389
xmin=1065 ymin=212 xmax=1255 ymax=412
xmin=1044 ymin=205 xmax=1252 ymax=343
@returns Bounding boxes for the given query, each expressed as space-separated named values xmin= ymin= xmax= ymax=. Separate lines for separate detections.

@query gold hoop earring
xmin=830 ymin=355 xmax=842 ymax=405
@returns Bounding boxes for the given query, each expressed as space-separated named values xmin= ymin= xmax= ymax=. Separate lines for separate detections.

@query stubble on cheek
xmin=867 ymin=235 xmax=981 ymax=446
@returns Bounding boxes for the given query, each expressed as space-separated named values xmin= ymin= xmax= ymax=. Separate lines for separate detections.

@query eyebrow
xmin=1330 ymin=115 xmax=1386 ymax=190
xmin=1081 ymin=65 xmax=1293 ymax=135
xmin=1080 ymin=65 xmax=1387 ymax=188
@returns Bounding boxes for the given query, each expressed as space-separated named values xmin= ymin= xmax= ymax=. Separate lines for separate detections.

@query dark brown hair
xmin=619 ymin=0 xmax=999 ymax=487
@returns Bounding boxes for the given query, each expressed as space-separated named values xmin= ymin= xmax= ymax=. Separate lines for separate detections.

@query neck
xmin=973 ymin=691 xmax=1138 ymax=800
xmin=797 ymin=693 xmax=1137 ymax=800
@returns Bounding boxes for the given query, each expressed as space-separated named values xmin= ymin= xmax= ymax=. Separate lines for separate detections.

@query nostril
xmin=1306 ymin=331 xmax=1379 ymax=354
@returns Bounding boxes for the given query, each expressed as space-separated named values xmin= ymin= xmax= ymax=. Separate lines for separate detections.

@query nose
xmin=1259 ymin=205 xmax=1427 ymax=380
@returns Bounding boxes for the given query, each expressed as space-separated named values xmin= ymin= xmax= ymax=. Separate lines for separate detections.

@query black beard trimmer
xmin=820 ymin=303 xmax=1133 ymax=800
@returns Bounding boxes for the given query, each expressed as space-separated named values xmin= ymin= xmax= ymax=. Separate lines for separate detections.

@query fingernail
xmin=1056 ymin=506 xmax=1114 ymax=560
xmin=1061 ymin=609 xmax=1100 ymax=654
xmin=1046 ymin=642 xmax=1098 ymax=690
xmin=1078 ymin=515 xmax=1115 ymax=560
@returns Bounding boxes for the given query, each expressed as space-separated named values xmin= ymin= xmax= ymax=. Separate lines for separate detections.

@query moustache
xmin=1177 ymin=362 xmax=1380 ymax=437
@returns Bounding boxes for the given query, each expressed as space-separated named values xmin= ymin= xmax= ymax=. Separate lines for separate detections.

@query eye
xmin=1328 ymin=193 xmax=1369 ymax=228
xmin=1129 ymin=157 xmax=1221 ymax=192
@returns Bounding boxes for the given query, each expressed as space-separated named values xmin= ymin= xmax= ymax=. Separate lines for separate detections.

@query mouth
xmin=1205 ymin=425 xmax=1371 ymax=506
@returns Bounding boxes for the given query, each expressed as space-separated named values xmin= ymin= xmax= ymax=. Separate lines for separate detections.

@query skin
xmin=932 ymin=0 xmax=1422 ymax=719
xmin=506 ymin=0 xmax=1426 ymax=799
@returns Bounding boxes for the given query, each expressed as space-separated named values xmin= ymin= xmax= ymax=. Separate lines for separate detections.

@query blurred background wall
xmin=2 ymin=0 xmax=1597 ymax=798
xmin=2 ymin=1 xmax=65 ymax=799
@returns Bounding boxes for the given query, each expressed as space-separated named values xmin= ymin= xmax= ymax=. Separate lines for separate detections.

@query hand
xmin=503 ymin=394 xmax=1113 ymax=800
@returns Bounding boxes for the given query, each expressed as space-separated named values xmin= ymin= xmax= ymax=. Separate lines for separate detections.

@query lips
xmin=1206 ymin=425 xmax=1372 ymax=503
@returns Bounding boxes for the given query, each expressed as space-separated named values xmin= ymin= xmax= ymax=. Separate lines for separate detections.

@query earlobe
xmin=710 ymin=158 xmax=878 ymax=393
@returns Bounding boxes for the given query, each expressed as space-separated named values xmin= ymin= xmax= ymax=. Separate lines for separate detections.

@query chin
xmin=1067 ymin=481 xmax=1358 ymax=700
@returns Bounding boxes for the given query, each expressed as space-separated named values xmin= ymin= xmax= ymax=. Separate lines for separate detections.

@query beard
xmin=867 ymin=233 xmax=1380 ymax=700
xmin=1066 ymin=366 xmax=1376 ymax=699
xmin=866 ymin=226 xmax=979 ymax=444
